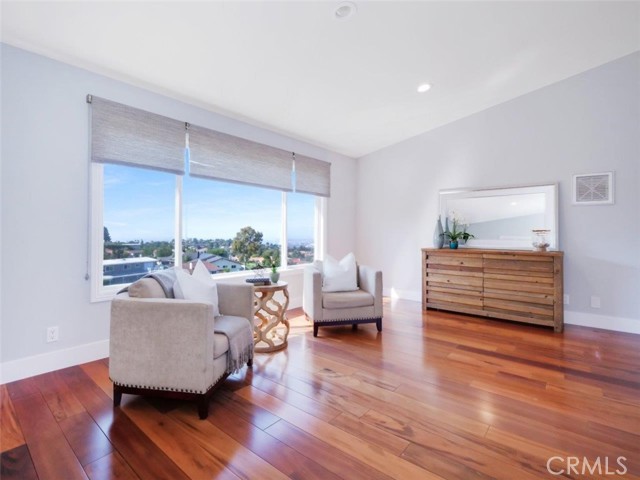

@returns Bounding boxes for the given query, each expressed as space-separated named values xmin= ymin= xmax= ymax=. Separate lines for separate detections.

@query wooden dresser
xmin=422 ymin=248 xmax=564 ymax=332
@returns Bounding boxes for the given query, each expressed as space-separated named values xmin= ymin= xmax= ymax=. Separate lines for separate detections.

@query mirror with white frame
xmin=439 ymin=184 xmax=558 ymax=250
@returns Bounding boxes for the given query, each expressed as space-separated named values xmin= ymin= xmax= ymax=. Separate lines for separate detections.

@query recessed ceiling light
xmin=417 ymin=83 xmax=432 ymax=93
xmin=334 ymin=2 xmax=357 ymax=21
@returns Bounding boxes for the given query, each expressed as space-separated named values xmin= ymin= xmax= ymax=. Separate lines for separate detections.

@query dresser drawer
xmin=483 ymin=287 xmax=554 ymax=306
xmin=426 ymin=285 xmax=483 ymax=308
xmin=427 ymin=270 xmax=483 ymax=291
xmin=427 ymin=254 xmax=483 ymax=269
xmin=484 ymin=257 xmax=554 ymax=274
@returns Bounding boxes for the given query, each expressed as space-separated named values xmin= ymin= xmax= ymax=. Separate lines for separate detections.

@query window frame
xmin=90 ymin=163 xmax=326 ymax=302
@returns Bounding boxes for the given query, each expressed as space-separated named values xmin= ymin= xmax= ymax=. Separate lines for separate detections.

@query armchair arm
xmin=216 ymin=283 xmax=254 ymax=323
xmin=358 ymin=265 xmax=383 ymax=318
xmin=109 ymin=297 xmax=216 ymax=393
xmin=303 ymin=265 xmax=323 ymax=321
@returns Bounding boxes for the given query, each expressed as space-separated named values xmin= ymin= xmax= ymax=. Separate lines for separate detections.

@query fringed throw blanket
xmin=215 ymin=316 xmax=254 ymax=374
xmin=146 ymin=269 xmax=178 ymax=298
xmin=117 ymin=269 xmax=178 ymax=298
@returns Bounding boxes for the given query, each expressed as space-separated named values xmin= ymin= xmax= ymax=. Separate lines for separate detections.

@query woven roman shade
xmin=89 ymin=96 xmax=186 ymax=174
xmin=294 ymin=153 xmax=331 ymax=197
xmin=189 ymin=125 xmax=331 ymax=197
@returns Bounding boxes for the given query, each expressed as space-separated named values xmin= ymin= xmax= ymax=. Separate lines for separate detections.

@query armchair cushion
xmin=213 ymin=333 xmax=229 ymax=359
xmin=322 ymin=252 xmax=358 ymax=292
xmin=323 ymin=289 xmax=374 ymax=309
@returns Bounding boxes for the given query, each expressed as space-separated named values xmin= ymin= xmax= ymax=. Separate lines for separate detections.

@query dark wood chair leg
xmin=247 ymin=358 xmax=253 ymax=368
xmin=376 ymin=318 xmax=382 ymax=332
xmin=313 ymin=324 xmax=319 ymax=337
xmin=113 ymin=385 xmax=123 ymax=407
xmin=197 ymin=396 xmax=209 ymax=420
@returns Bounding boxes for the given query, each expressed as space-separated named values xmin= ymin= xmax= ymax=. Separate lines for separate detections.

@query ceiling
xmin=2 ymin=1 xmax=639 ymax=158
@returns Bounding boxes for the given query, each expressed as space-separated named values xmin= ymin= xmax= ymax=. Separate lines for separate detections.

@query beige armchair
xmin=109 ymin=279 xmax=254 ymax=419
xmin=303 ymin=261 xmax=383 ymax=337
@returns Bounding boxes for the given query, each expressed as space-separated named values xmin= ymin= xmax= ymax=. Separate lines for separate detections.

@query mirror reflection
xmin=439 ymin=184 xmax=558 ymax=250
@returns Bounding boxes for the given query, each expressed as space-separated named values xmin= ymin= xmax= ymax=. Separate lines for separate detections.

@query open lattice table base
xmin=253 ymin=282 xmax=290 ymax=353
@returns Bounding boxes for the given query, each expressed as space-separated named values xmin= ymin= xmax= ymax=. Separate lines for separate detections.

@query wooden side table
xmin=253 ymin=282 xmax=290 ymax=353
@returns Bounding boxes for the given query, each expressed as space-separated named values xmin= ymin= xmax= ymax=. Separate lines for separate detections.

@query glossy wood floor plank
xmin=282 ymin=352 xmax=491 ymax=438
xmin=84 ymin=451 xmax=140 ymax=480
xmin=393 ymin=369 xmax=640 ymax=456
xmin=214 ymin=389 xmax=282 ymax=430
xmin=250 ymin=373 xmax=343 ymax=422
xmin=169 ymin=405 xmax=288 ymax=479
xmin=5 ymin=376 xmax=39 ymax=400
xmin=251 ymin=356 xmax=373 ymax=418
xmin=0 ymin=385 xmax=24 ymax=452
xmin=1 ymin=299 xmax=638 ymax=479
xmin=209 ymin=398 xmax=343 ymax=480
xmin=362 ymin=408 xmax=547 ymax=480
xmin=57 ymin=366 xmax=189 ymax=480
xmin=265 ymin=419 xmax=394 ymax=480
xmin=58 ymin=411 xmax=114 ymax=467
xmin=122 ymin=399 xmax=244 ymax=480
xmin=33 ymin=370 xmax=86 ymax=421
xmin=236 ymin=385 xmax=445 ymax=479
xmin=329 ymin=411 xmax=410 ymax=457
xmin=0 ymin=444 xmax=38 ymax=480
xmin=12 ymin=392 xmax=88 ymax=480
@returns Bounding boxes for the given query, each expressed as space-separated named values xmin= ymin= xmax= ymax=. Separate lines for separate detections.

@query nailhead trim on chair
xmin=110 ymin=372 xmax=226 ymax=395
xmin=319 ymin=316 xmax=380 ymax=323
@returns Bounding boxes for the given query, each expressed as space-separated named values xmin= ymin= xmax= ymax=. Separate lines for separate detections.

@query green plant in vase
xmin=446 ymin=211 xmax=474 ymax=249
xmin=265 ymin=255 xmax=280 ymax=283
xmin=460 ymin=228 xmax=475 ymax=245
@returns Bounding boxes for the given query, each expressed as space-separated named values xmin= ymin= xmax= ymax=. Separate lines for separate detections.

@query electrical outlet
xmin=46 ymin=326 xmax=59 ymax=343
xmin=563 ymin=294 xmax=569 ymax=305
xmin=590 ymin=296 xmax=601 ymax=309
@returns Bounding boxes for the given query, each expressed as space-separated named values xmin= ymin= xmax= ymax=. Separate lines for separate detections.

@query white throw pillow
xmin=173 ymin=263 xmax=220 ymax=317
xmin=191 ymin=259 xmax=213 ymax=283
xmin=322 ymin=253 xmax=358 ymax=292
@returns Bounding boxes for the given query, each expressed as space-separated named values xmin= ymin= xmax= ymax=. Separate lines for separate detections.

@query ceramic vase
xmin=444 ymin=217 xmax=451 ymax=245
xmin=433 ymin=215 xmax=444 ymax=248
xmin=270 ymin=272 xmax=280 ymax=284
xmin=449 ymin=240 xmax=459 ymax=249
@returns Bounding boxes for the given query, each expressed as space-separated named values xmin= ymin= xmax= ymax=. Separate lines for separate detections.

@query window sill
xmin=90 ymin=265 xmax=310 ymax=303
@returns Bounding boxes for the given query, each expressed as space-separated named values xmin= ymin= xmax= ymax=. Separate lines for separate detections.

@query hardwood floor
xmin=2 ymin=299 xmax=639 ymax=479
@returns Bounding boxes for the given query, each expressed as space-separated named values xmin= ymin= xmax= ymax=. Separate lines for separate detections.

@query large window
xmin=287 ymin=192 xmax=315 ymax=266
xmin=101 ymin=164 xmax=175 ymax=286
xmin=92 ymin=164 xmax=324 ymax=300
xmin=183 ymin=176 xmax=282 ymax=274
xmin=88 ymin=96 xmax=329 ymax=300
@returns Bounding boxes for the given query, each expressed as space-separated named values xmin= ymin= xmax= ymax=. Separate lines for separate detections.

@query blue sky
xmin=104 ymin=164 xmax=315 ymax=244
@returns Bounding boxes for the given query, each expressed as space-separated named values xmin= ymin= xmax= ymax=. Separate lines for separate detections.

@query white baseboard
xmin=0 ymin=340 xmax=109 ymax=385
xmin=565 ymin=311 xmax=640 ymax=335
xmin=387 ymin=289 xmax=639 ymax=335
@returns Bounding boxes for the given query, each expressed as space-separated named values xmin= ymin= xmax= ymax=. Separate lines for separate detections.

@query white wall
xmin=356 ymin=52 xmax=640 ymax=333
xmin=0 ymin=44 xmax=357 ymax=382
